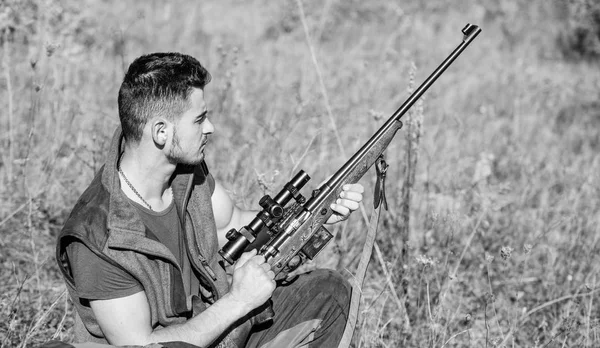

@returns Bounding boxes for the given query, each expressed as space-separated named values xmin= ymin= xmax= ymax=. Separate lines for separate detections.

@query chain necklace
xmin=118 ymin=166 xmax=153 ymax=210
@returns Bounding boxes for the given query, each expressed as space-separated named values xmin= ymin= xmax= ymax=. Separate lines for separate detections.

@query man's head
xmin=118 ymin=52 xmax=212 ymax=144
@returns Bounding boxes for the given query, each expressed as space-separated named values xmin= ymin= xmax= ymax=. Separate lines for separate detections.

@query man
xmin=55 ymin=52 xmax=364 ymax=348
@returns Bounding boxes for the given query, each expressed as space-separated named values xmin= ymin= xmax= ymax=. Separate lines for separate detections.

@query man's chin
xmin=167 ymin=154 xmax=205 ymax=166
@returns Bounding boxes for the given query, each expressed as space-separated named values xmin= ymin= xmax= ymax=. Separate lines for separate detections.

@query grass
xmin=1 ymin=0 xmax=600 ymax=347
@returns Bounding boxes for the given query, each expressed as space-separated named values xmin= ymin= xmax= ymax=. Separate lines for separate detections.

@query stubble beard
xmin=167 ymin=128 xmax=206 ymax=166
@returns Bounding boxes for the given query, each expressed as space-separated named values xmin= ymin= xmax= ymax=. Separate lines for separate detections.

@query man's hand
xmin=282 ymin=183 xmax=364 ymax=281
xmin=226 ymin=249 xmax=276 ymax=313
xmin=326 ymin=183 xmax=364 ymax=224
xmin=88 ymin=250 xmax=277 ymax=347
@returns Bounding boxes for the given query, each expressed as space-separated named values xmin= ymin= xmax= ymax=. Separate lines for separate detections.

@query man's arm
xmin=211 ymin=181 xmax=257 ymax=248
xmin=87 ymin=179 xmax=361 ymax=346
xmin=90 ymin=249 xmax=274 ymax=347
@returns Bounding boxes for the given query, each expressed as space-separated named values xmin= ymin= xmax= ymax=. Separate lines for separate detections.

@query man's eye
xmin=195 ymin=111 xmax=210 ymax=124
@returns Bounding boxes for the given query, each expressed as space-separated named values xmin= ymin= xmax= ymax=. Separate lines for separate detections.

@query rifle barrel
xmin=304 ymin=24 xmax=481 ymax=212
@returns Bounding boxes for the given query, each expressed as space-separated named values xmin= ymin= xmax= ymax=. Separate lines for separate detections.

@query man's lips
xmin=200 ymin=138 xmax=208 ymax=149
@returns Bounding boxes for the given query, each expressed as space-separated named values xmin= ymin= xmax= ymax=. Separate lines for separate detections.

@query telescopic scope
xmin=219 ymin=170 xmax=310 ymax=264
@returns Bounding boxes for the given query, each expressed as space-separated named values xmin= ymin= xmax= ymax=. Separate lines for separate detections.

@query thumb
xmin=234 ymin=249 xmax=257 ymax=270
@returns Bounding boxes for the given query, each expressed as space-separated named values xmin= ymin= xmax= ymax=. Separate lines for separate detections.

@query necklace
xmin=118 ymin=166 xmax=153 ymax=210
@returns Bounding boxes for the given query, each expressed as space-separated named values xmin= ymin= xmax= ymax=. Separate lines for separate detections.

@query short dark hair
xmin=118 ymin=52 xmax=212 ymax=143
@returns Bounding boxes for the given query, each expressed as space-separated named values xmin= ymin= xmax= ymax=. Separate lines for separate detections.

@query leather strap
xmin=338 ymin=202 xmax=382 ymax=348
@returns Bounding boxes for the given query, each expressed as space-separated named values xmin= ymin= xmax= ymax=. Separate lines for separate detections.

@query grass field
xmin=1 ymin=0 xmax=600 ymax=347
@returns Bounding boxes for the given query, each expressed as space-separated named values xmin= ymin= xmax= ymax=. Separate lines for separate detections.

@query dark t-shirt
xmin=67 ymin=198 xmax=199 ymax=300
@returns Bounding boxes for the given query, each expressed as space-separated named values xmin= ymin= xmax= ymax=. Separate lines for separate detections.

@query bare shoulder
xmin=211 ymin=180 xmax=236 ymax=229
xmin=89 ymin=291 xmax=153 ymax=345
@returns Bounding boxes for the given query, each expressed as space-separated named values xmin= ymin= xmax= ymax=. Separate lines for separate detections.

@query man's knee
xmin=300 ymin=269 xmax=351 ymax=311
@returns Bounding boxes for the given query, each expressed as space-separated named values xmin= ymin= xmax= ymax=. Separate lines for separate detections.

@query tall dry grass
xmin=1 ymin=0 xmax=600 ymax=347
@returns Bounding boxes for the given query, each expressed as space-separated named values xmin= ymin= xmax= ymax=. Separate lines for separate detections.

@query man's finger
xmin=343 ymin=183 xmax=364 ymax=194
xmin=250 ymin=255 xmax=266 ymax=265
xmin=234 ymin=249 xmax=257 ymax=269
xmin=260 ymin=262 xmax=272 ymax=272
xmin=330 ymin=203 xmax=350 ymax=217
xmin=336 ymin=199 xmax=359 ymax=211
xmin=339 ymin=191 xmax=363 ymax=203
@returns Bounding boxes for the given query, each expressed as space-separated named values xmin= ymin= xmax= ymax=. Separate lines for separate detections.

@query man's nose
xmin=203 ymin=118 xmax=215 ymax=134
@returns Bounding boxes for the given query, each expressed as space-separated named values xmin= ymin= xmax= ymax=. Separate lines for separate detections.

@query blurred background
xmin=1 ymin=0 xmax=599 ymax=346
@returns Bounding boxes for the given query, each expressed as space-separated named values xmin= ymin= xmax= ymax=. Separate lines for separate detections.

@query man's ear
xmin=151 ymin=119 xmax=169 ymax=148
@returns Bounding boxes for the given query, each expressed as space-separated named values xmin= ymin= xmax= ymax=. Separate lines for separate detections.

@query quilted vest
xmin=56 ymin=128 xmax=249 ymax=346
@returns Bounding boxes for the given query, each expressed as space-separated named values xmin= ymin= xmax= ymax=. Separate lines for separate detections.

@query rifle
xmin=219 ymin=23 xmax=481 ymax=319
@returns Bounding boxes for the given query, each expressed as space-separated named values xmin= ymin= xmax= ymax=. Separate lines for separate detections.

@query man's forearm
xmin=148 ymin=293 xmax=251 ymax=347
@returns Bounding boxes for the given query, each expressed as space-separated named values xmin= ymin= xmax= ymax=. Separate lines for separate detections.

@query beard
xmin=166 ymin=127 xmax=205 ymax=166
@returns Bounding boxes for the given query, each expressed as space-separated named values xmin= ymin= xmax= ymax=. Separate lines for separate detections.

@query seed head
xmin=415 ymin=254 xmax=436 ymax=267
xmin=45 ymin=42 xmax=60 ymax=57
xmin=500 ymin=246 xmax=514 ymax=261
xmin=369 ymin=109 xmax=384 ymax=121
xmin=464 ymin=313 xmax=472 ymax=323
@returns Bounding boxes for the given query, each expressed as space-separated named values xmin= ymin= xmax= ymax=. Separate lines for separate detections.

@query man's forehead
xmin=188 ymin=88 xmax=206 ymax=109
xmin=190 ymin=87 xmax=205 ymax=100
xmin=183 ymin=88 xmax=206 ymax=117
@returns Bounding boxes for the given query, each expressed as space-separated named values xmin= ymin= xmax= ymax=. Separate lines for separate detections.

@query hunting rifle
xmin=219 ymin=23 xmax=481 ymax=319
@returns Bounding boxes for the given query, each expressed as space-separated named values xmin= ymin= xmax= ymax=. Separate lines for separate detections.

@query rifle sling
xmin=338 ymin=201 xmax=382 ymax=348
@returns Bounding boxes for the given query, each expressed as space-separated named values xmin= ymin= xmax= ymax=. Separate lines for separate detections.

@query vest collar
xmin=102 ymin=127 xmax=194 ymax=236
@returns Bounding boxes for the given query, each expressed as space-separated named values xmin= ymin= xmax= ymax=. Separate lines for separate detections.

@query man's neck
xmin=118 ymin=144 xmax=175 ymax=212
